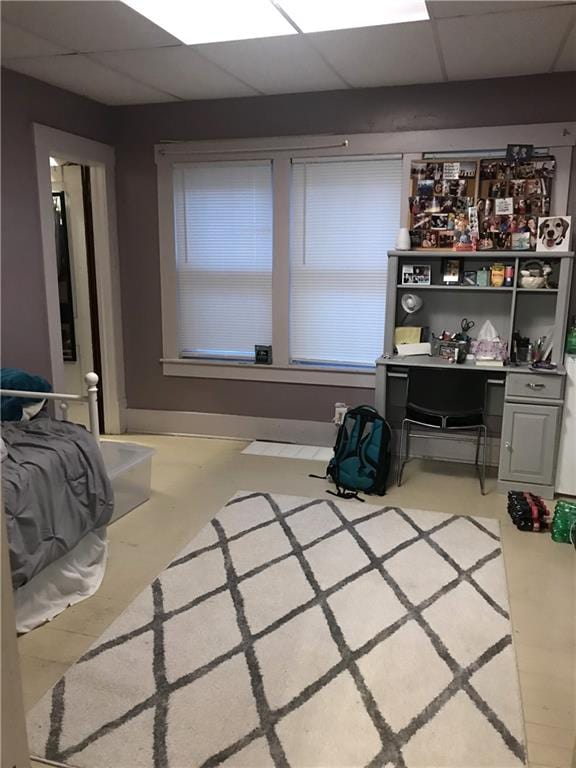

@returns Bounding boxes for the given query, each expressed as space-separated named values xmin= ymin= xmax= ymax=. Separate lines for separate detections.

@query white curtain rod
xmin=157 ymin=139 xmax=349 ymax=156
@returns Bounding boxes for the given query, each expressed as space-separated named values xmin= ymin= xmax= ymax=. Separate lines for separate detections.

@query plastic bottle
xmin=566 ymin=316 xmax=576 ymax=354
xmin=551 ymin=500 xmax=576 ymax=543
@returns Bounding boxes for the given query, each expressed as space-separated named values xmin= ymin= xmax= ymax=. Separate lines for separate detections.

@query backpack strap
xmin=327 ymin=487 xmax=365 ymax=502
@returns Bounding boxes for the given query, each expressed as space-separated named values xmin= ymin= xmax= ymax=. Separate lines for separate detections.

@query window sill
xmin=161 ymin=359 xmax=376 ymax=387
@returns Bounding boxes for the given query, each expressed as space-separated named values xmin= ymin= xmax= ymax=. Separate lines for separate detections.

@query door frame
xmin=34 ymin=124 xmax=126 ymax=433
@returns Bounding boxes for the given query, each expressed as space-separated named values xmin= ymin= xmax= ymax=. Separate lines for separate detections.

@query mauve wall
xmin=1 ymin=68 xmax=111 ymax=379
xmin=113 ymin=72 xmax=576 ymax=420
xmin=2 ymin=69 xmax=575 ymax=420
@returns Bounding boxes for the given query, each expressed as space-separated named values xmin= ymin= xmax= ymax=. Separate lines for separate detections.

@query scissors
xmin=461 ymin=318 xmax=475 ymax=334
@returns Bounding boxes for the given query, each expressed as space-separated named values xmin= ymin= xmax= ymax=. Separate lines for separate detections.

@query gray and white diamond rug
xmin=28 ymin=492 xmax=526 ymax=768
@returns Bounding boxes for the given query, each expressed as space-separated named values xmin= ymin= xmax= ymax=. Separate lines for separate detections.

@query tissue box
xmin=470 ymin=339 xmax=508 ymax=361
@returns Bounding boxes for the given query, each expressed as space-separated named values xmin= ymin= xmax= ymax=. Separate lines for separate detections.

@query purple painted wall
xmin=2 ymin=68 xmax=576 ymax=420
xmin=1 ymin=68 xmax=111 ymax=379
xmin=112 ymin=72 xmax=576 ymax=420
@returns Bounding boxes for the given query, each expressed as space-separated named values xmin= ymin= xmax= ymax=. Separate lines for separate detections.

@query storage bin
xmin=100 ymin=441 xmax=155 ymax=523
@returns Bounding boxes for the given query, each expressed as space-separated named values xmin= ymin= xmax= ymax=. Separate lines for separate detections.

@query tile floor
xmin=19 ymin=434 xmax=575 ymax=768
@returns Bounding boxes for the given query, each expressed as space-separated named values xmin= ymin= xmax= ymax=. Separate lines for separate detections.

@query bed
xmin=1 ymin=372 xmax=114 ymax=633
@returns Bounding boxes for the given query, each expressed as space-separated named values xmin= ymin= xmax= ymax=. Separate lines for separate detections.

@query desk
xmin=381 ymin=249 xmax=574 ymax=497
xmin=376 ymin=355 xmax=566 ymax=498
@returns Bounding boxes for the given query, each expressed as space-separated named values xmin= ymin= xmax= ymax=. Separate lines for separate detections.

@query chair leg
xmin=475 ymin=427 xmax=481 ymax=467
xmin=479 ymin=425 xmax=488 ymax=495
xmin=397 ymin=420 xmax=408 ymax=487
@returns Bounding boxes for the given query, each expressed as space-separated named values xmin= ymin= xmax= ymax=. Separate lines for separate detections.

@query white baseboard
xmin=125 ymin=409 xmax=501 ymax=466
xmin=125 ymin=408 xmax=337 ymax=446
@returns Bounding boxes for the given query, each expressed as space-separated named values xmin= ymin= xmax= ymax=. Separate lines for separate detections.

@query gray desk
xmin=381 ymin=249 xmax=574 ymax=498
xmin=376 ymin=356 xmax=566 ymax=499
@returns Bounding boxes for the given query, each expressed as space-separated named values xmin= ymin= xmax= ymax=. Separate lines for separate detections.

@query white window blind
xmin=290 ymin=156 xmax=402 ymax=367
xmin=173 ymin=160 xmax=273 ymax=359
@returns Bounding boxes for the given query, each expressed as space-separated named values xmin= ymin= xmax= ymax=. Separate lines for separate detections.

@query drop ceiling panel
xmin=3 ymin=55 xmax=176 ymax=104
xmin=197 ymin=35 xmax=346 ymax=94
xmin=1 ymin=21 xmax=72 ymax=58
xmin=309 ymin=21 xmax=444 ymax=87
xmin=438 ymin=4 xmax=576 ymax=80
xmin=0 ymin=0 xmax=180 ymax=52
xmin=92 ymin=47 xmax=259 ymax=100
xmin=428 ymin=1 xmax=569 ymax=19
xmin=554 ymin=23 xmax=576 ymax=69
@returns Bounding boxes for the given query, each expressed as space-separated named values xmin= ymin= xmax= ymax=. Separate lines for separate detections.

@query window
xmin=290 ymin=157 xmax=402 ymax=367
xmin=173 ymin=160 xmax=273 ymax=359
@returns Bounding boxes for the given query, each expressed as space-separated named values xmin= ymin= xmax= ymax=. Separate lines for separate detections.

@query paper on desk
xmin=396 ymin=342 xmax=432 ymax=357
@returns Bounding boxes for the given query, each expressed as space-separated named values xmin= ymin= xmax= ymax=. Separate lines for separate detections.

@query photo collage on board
xmin=408 ymin=157 xmax=556 ymax=251
xmin=476 ymin=158 xmax=555 ymax=251
xmin=409 ymin=161 xmax=477 ymax=249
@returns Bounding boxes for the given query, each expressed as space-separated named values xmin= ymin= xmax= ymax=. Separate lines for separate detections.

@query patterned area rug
xmin=28 ymin=492 xmax=526 ymax=767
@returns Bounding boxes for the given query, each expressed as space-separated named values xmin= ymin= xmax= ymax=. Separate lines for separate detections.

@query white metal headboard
xmin=0 ymin=371 xmax=100 ymax=442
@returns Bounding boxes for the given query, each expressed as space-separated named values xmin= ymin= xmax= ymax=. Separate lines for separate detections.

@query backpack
xmin=314 ymin=406 xmax=392 ymax=502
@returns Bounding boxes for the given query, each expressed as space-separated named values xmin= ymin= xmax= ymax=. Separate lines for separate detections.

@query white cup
xmin=396 ymin=227 xmax=411 ymax=250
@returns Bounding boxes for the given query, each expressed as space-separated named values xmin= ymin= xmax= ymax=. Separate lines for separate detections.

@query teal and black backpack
xmin=317 ymin=406 xmax=392 ymax=501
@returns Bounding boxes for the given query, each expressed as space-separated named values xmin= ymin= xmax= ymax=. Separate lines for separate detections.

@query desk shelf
xmin=396 ymin=285 xmax=513 ymax=291
xmin=516 ymin=288 xmax=559 ymax=294
xmin=386 ymin=250 xmax=574 ymax=368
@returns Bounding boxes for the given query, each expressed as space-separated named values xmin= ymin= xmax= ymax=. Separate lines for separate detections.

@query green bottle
xmin=566 ymin=316 xmax=576 ymax=354
xmin=551 ymin=500 xmax=576 ymax=543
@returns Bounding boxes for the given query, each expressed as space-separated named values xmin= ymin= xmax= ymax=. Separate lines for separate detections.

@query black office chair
xmin=397 ymin=368 xmax=489 ymax=494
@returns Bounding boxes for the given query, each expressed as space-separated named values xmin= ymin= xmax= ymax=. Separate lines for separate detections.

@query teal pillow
xmin=0 ymin=368 xmax=52 ymax=421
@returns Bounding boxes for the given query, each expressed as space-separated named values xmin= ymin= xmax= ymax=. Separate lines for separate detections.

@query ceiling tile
xmin=309 ymin=21 xmax=444 ymax=87
xmin=428 ymin=1 xmax=572 ymax=19
xmin=2 ymin=54 xmax=177 ymax=104
xmin=438 ymin=4 xmax=576 ymax=80
xmin=1 ymin=21 xmax=72 ymax=58
xmin=91 ymin=46 xmax=259 ymax=100
xmin=196 ymin=35 xmax=346 ymax=94
xmin=554 ymin=23 xmax=576 ymax=69
xmin=0 ymin=0 xmax=180 ymax=52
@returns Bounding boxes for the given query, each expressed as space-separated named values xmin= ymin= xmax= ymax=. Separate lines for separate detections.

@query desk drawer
xmin=506 ymin=373 xmax=564 ymax=400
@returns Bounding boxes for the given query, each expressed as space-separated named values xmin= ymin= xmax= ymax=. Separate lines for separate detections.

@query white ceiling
xmin=2 ymin=0 xmax=575 ymax=105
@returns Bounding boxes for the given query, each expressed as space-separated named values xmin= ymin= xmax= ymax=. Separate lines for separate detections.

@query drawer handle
xmin=527 ymin=382 xmax=545 ymax=390
xmin=505 ymin=441 xmax=512 ymax=450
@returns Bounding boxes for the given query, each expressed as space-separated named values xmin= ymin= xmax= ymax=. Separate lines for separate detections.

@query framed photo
xmin=511 ymin=232 xmax=531 ymax=251
xmin=537 ymin=216 xmax=572 ymax=252
xmin=430 ymin=214 xmax=448 ymax=229
xmin=441 ymin=258 xmax=462 ymax=284
xmin=401 ymin=264 xmax=431 ymax=285
xmin=438 ymin=232 xmax=454 ymax=249
xmin=459 ymin=161 xmax=477 ymax=178
xmin=506 ymin=144 xmax=534 ymax=163
xmin=463 ymin=270 xmax=477 ymax=285
xmin=417 ymin=180 xmax=434 ymax=197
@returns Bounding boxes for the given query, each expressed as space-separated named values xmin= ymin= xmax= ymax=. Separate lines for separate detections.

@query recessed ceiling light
xmin=275 ymin=0 xmax=429 ymax=33
xmin=123 ymin=0 xmax=297 ymax=45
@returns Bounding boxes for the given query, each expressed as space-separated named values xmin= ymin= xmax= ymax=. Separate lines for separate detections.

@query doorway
xmin=51 ymin=159 xmax=105 ymax=429
xmin=35 ymin=125 xmax=125 ymax=434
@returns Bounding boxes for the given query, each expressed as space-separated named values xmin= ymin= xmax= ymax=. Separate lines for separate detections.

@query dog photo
xmin=537 ymin=216 xmax=571 ymax=252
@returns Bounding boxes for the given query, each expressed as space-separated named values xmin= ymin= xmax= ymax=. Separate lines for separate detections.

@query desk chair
xmin=397 ymin=368 xmax=488 ymax=494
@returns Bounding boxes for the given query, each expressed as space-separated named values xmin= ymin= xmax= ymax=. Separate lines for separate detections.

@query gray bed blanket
xmin=2 ymin=417 xmax=114 ymax=589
